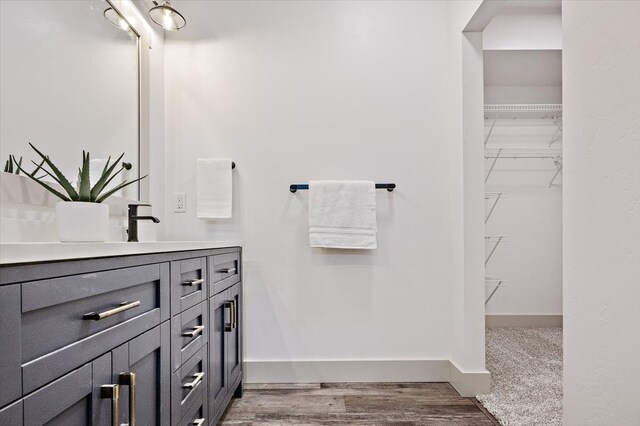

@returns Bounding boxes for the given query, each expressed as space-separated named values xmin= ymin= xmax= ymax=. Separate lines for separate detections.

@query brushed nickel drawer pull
xmin=100 ymin=384 xmax=120 ymax=426
xmin=119 ymin=372 xmax=137 ymax=426
xmin=183 ymin=325 xmax=205 ymax=338
xmin=182 ymin=278 xmax=205 ymax=286
xmin=224 ymin=301 xmax=233 ymax=332
xmin=193 ymin=419 xmax=205 ymax=426
xmin=183 ymin=372 xmax=205 ymax=389
xmin=217 ymin=267 xmax=236 ymax=274
xmin=84 ymin=301 xmax=141 ymax=321
xmin=231 ymin=300 xmax=237 ymax=330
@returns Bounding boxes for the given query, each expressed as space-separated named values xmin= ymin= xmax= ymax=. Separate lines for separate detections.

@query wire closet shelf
xmin=484 ymin=104 xmax=563 ymax=146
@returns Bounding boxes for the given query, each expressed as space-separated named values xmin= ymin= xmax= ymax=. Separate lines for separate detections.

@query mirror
xmin=0 ymin=0 xmax=140 ymax=199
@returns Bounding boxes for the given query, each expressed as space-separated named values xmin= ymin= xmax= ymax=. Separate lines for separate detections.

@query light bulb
xmin=162 ymin=14 xmax=174 ymax=30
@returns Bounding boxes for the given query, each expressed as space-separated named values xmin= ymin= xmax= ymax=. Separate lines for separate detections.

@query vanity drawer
xmin=179 ymin=389 xmax=208 ymax=426
xmin=19 ymin=263 xmax=170 ymax=394
xmin=0 ymin=399 xmax=22 ymax=425
xmin=172 ymin=300 xmax=208 ymax=372
xmin=209 ymin=252 xmax=240 ymax=295
xmin=171 ymin=257 xmax=207 ymax=316
xmin=172 ymin=345 xmax=208 ymax=425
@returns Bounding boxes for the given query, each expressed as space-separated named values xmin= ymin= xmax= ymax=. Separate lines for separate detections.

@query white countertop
xmin=0 ymin=241 xmax=243 ymax=265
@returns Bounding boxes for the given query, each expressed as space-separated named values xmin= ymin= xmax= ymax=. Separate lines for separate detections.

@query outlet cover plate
xmin=174 ymin=193 xmax=186 ymax=213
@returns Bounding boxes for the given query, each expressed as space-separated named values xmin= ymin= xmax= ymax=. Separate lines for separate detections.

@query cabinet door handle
xmin=183 ymin=372 xmax=205 ymax=389
xmin=224 ymin=301 xmax=233 ymax=332
xmin=84 ymin=301 xmax=141 ymax=321
xmin=217 ymin=267 xmax=236 ymax=274
xmin=182 ymin=278 xmax=204 ymax=286
xmin=183 ymin=325 xmax=205 ymax=338
xmin=100 ymin=384 xmax=120 ymax=426
xmin=193 ymin=419 xmax=206 ymax=426
xmin=231 ymin=300 xmax=237 ymax=330
xmin=119 ymin=372 xmax=136 ymax=426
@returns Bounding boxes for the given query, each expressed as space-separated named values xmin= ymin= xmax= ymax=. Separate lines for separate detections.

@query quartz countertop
xmin=0 ymin=241 xmax=243 ymax=265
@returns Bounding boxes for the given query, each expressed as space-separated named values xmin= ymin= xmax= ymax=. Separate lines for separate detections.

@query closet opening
xmin=470 ymin=4 xmax=564 ymax=425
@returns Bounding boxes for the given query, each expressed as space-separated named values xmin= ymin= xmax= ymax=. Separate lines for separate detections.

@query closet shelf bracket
xmin=548 ymin=115 xmax=563 ymax=146
xmin=485 ymin=192 xmax=506 ymax=224
xmin=484 ymin=110 xmax=501 ymax=147
xmin=485 ymin=277 xmax=508 ymax=305
xmin=485 ymin=236 xmax=507 ymax=267
xmin=485 ymin=148 xmax=502 ymax=183
xmin=549 ymin=156 xmax=562 ymax=187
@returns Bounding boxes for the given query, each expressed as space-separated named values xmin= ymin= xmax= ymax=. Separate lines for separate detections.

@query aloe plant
xmin=14 ymin=143 xmax=146 ymax=203
xmin=4 ymin=155 xmax=45 ymax=177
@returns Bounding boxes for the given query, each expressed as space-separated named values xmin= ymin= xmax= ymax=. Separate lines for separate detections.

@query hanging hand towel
xmin=309 ymin=180 xmax=377 ymax=249
xmin=90 ymin=158 xmax=123 ymax=197
xmin=197 ymin=158 xmax=232 ymax=219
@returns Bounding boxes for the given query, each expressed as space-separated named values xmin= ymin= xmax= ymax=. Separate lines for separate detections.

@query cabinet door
xmin=112 ymin=323 xmax=170 ymax=426
xmin=226 ymin=283 xmax=242 ymax=388
xmin=22 ymin=353 xmax=113 ymax=426
xmin=209 ymin=290 xmax=230 ymax=420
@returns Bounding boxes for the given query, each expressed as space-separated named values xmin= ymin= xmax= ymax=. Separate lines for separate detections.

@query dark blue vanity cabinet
xmin=0 ymin=247 xmax=243 ymax=426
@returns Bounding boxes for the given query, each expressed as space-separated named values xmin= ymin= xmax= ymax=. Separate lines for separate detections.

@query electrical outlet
xmin=174 ymin=193 xmax=186 ymax=213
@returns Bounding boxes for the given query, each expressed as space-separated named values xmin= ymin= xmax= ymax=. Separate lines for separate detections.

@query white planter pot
xmin=56 ymin=202 xmax=109 ymax=242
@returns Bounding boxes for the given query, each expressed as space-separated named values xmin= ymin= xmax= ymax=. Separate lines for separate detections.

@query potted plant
xmin=14 ymin=143 xmax=146 ymax=242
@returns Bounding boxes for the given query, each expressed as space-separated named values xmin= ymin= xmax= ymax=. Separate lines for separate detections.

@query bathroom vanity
xmin=0 ymin=243 xmax=243 ymax=426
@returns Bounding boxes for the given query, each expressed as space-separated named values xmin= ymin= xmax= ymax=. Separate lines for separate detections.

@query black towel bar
xmin=289 ymin=183 xmax=396 ymax=193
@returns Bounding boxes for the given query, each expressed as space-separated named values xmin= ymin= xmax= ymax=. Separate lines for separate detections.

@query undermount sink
xmin=0 ymin=241 xmax=243 ymax=265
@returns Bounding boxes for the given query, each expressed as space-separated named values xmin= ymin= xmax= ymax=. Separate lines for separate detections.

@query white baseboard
xmin=448 ymin=361 xmax=491 ymax=397
xmin=485 ymin=314 xmax=563 ymax=328
xmin=244 ymin=359 xmax=491 ymax=397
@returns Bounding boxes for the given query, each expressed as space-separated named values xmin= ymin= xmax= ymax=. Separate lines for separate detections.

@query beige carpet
xmin=477 ymin=327 xmax=563 ymax=426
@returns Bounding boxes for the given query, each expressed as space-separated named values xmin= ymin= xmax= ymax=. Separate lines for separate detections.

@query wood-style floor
xmin=219 ymin=383 xmax=499 ymax=425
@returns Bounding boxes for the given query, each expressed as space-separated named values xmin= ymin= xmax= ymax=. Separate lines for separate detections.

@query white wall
xmin=164 ymin=0 xmax=469 ymax=379
xmin=483 ymin=13 xmax=562 ymax=50
xmin=563 ymin=1 xmax=640 ymax=424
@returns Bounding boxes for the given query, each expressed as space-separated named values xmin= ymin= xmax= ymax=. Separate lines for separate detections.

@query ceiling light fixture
xmin=103 ymin=7 xmax=131 ymax=31
xmin=148 ymin=1 xmax=186 ymax=31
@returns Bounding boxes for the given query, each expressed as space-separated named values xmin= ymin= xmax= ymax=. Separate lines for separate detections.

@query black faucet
xmin=127 ymin=203 xmax=160 ymax=242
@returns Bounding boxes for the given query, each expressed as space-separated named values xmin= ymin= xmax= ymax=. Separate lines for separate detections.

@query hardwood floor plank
xmin=241 ymin=388 xmax=476 ymax=402
xmin=344 ymin=395 xmax=483 ymax=415
xmin=245 ymin=383 xmax=322 ymax=391
xmin=224 ymin=394 xmax=346 ymax=415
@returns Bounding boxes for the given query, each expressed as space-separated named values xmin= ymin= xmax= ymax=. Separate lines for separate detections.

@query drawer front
xmin=172 ymin=345 xmax=208 ymax=425
xmin=172 ymin=300 xmax=208 ymax=372
xmin=0 ymin=399 xmax=22 ymax=426
xmin=20 ymin=263 xmax=170 ymax=394
xmin=179 ymin=388 xmax=208 ymax=426
xmin=209 ymin=252 xmax=240 ymax=295
xmin=171 ymin=257 xmax=207 ymax=316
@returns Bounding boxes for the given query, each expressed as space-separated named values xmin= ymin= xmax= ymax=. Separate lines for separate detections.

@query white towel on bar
xmin=90 ymin=158 xmax=123 ymax=197
xmin=309 ymin=180 xmax=377 ymax=249
xmin=197 ymin=158 xmax=232 ymax=219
